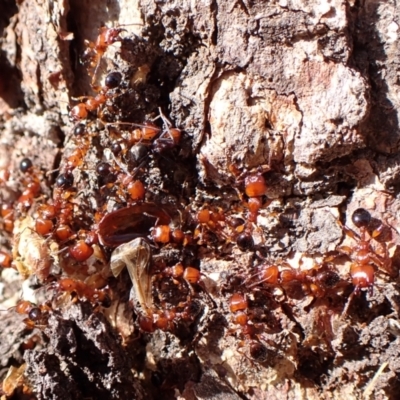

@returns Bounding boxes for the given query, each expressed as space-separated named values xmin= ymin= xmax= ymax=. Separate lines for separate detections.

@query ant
xmin=244 ymin=172 xmax=268 ymax=223
xmin=70 ymin=71 xmax=122 ymax=120
xmin=35 ymin=174 xmax=80 ymax=237
xmin=83 ymin=26 xmax=125 ymax=87
xmin=193 ymin=206 xmax=228 ymax=245
xmin=90 ymin=157 xmax=147 ymax=203
xmin=16 ymin=158 xmax=43 ymax=212
xmin=14 ymin=300 xmax=51 ymax=329
xmin=218 ymin=165 xmax=271 ymax=252
xmin=151 ymin=224 xmax=186 ymax=245
xmin=53 ymin=277 xmax=111 ymax=307
xmin=151 ymin=109 xmax=181 ymax=153
xmin=102 ymin=108 xmax=181 ymax=153
xmin=227 ymin=292 xmax=270 ymax=363
xmin=239 ymin=170 xmax=272 ymax=248
xmin=247 ymin=262 xmax=341 ymax=299
xmin=337 ymin=208 xmax=394 ymax=295
xmin=149 ymin=262 xmax=202 ymax=332
xmin=193 ymin=205 xmax=260 ymax=249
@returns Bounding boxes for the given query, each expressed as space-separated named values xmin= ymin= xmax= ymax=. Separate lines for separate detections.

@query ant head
xmin=104 ymin=27 xmax=125 ymax=45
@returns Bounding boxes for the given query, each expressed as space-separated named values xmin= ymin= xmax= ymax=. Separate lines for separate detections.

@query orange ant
xmin=151 ymin=224 xmax=185 ymax=245
xmin=148 ymin=262 xmax=202 ymax=333
xmin=90 ymin=157 xmax=147 ymax=203
xmin=244 ymin=172 xmax=268 ymax=223
xmin=70 ymin=71 xmax=122 ymax=120
xmin=338 ymin=208 xmax=394 ymax=295
xmin=52 ymin=277 xmax=111 ymax=307
xmin=221 ymin=165 xmax=271 ymax=251
xmin=16 ymin=158 xmax=43 ymax=212
xmin=83 ymin=26 xmax=126 ymax=87
xmin=34 ymin=172 xmax=76 ymax=244
xmin=193 ymin=206 xmax=228 ymax=245
xmin=151 ymin=108 xmax=181 ymax=152
xmin=101 ymin=108 xmax=181 ymax=153
xmin=228 ymin=292 xmax=270 ymax=363
xmin=14 ymin=300 xmax=51 ymax=329
xmin=246 ymin=262 xmax=341 ymax=299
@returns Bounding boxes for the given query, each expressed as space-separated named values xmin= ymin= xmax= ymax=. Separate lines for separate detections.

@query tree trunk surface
xmin=1 ymin=0 xmax=400 ymax=399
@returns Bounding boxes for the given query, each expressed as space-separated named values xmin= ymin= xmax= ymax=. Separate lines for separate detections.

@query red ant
xmin=29 ymin=173 xmax=74 ymax=248
xmin=219 ymin=166 xmax=271 ymax=252
xmin=192 ymin=205 xmax=261 ymax=249
xmin=53 ymin=277 xmax=111 ymax=307
xmin=151 ymin=109 xmax=181 ymax=152
xmin=247 ymin=262 xmax=341 ymax=298
xmin=70 ymin=71 xmax=122 ymax=120
xmin=338 ymin=208 xmax=394 ymax=295
xmin=83 ymin=27 xmax=125 ymax=87
xmin=145 ymin=263 xmax=202 ymax=333
xmin=102 ymin=108 xmax=181 ymax=153
xmin=99 ymin=159 xmax=147 ymax=202
xmin=193 ymin=206 xmax=228 ymax=245
xmin=244 ymin=172 xmax=268 ymax=222
xmin=14 ymin=300 xmax=51 ymax=329
xmin=15 ymin=158 xmax=43 ymax=212
xmin=151 ymin=224 xmax=186 ymax=245
xmin=33 ymin=180 xmax=98 ymax=268
xmin=228 ymin=292 xmax=270 ymax=363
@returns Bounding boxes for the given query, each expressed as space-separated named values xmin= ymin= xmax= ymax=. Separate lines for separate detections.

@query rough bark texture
xmin=1 ymin=0 xmax=400 ymax=399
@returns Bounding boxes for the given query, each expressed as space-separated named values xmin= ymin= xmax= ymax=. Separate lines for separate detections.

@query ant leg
xmin=341 ymin=290 xmax=356 ymax=319
xmin=341 ymin=224 xmax=361 ymax=241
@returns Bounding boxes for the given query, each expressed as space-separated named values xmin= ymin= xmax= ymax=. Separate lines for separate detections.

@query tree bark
xmin=1 ymin=0 xmax=400 ymax=399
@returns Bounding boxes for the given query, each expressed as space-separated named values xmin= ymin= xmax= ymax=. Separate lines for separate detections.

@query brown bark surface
xmin=1 ymin=0 xmax=400 ymax=399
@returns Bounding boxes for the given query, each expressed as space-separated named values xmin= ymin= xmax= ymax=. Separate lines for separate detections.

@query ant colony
xmin=0 ymin=22 xmax=398 ymax=398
